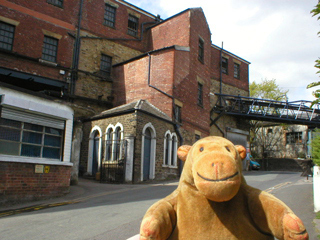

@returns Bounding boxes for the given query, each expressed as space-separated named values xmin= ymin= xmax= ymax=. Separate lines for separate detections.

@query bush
xmin=311 ymin=129 xmax=320 ymax=166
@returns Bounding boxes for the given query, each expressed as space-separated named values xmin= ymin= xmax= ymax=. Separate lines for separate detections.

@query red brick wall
xmin=113 ymin=48 xmax=175 ymax=118
xmin=0 ymin=0 xmax=75 ymax=80
xmin=0 ymin=162 xmax=71 ymax=204
xmin=4 ymin=0 xmax=79 ymax=24
xmin=173 ymin=9 xmax=211 ymax=136
xmin=150 ymin=10 xmax=190 ymax=49
xmin=82 ymin=0 xmax=156 ymax=52
xmin=210 ymin=47 xmax=249 ymax=92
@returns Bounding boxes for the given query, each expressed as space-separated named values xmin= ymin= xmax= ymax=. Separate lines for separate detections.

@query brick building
xmin=0 ymin=0 xmax=250 ymax=203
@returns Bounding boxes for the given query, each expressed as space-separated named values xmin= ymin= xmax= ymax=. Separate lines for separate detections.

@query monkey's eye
xmin=225 ymin=146 xmax=231 ymax=152
xmin=200 ymin=147 xmax=204 ymax=152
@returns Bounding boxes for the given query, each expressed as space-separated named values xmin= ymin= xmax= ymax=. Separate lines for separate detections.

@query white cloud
xmin=129 ymin=0 xmax=320 ymax=102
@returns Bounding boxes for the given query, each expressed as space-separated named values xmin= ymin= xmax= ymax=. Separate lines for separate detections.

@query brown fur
xmin=140 ymin=136 xmax=308 ymax=240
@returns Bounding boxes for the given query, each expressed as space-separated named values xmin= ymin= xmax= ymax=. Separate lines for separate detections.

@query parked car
xmin=249 ymin=159 xmax=261 ymax=170
xmin=246 ymin=153 xmax=260 ymax=170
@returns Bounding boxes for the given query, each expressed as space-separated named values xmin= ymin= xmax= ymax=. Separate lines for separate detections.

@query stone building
xmin=251 ymin=124 xmax=309 ymax=159
xmin=0 ymin=0 xmax=250 ymax=203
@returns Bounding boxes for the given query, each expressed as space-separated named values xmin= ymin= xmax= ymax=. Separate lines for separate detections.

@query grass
xmin=317 ymin=211 xmax=320 ymax=219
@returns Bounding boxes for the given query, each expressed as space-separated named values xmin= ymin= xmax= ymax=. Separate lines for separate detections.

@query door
xmin=92 ymin=131 xmax=99 ymax=176
xmin=143 ymin=128 xmax=152 ymax=180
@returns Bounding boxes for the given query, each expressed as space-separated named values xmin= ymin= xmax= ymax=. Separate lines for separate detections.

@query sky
xmin=128 ymin=0 xmax=320 ymax=102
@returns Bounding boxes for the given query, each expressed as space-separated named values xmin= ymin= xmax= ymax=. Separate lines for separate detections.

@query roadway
xmin=0 ymin=171 xmax=317 ymax=240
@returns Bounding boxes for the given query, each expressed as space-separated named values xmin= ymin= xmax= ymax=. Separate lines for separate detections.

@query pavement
xmin=0 ymin=175 xmax=319 ymax=239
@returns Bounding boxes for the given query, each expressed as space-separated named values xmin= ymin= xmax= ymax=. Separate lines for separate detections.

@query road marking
xmin=0 ymin=200 xmax=81 ymax=218
xmin=0 ymin=182 xmax=175 ymax=218
xmin=265 ymin=182 xmax=291 ymax=193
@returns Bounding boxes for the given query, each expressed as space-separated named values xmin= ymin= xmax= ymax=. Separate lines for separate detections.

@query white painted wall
xmin=314 ymin=166 xmax=320 ymax=212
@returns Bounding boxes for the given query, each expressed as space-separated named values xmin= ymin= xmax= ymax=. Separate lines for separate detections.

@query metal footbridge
xmin=211 ymin=94 xmax=320 ymax=127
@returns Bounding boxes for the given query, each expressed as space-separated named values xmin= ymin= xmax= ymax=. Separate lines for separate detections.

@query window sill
xmin=162 ymin=164 xmax=178 ymax=169
xmin=103 ymin=24 xmax=116 ymax=29
xmin=0 ymin=154 xmax=73 ymax=166
xmin=198 ymin=58 xmax=204 ymax=64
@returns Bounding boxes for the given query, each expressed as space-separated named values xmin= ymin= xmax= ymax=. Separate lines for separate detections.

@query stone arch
xmin=141 ymin=123 xmax=156 ymax=181
xmin=87 ymin=125 xmax=102 ymax=175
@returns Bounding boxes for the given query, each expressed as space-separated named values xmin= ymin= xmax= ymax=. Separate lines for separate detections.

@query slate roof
xmin=90 ymin=99 xmax=172 ymax=122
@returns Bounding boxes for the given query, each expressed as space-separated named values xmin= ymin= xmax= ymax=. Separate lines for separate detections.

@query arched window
xmin=105 ymin=127 xmax=113 ymax=161
xmin=171 ymin=134 xmax=178 ymax=167
xmin=105 ymin=123 xmax=124 ymax=162
xmin=164 ymin=132 xmax=171 ymax=165
xmin=113 ymin=126 xmax=121 ymax=161
xmin=163 ymin=131 xmax=178 ymax=167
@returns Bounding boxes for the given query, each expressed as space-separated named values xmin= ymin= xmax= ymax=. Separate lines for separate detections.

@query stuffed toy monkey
xmin=140 ymin=136 xmax=308 ymax=240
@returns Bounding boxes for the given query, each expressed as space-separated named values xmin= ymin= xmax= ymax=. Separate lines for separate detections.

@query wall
xmin=113 ymin=48 xmax=175 ymax=117
xmin=0 ymin=0 xmax=75 ymax=81
xmin=80 ymin=110 xmax=179 ymax=182
xmin=0 ymin=162 xmax=71 ymax=205
xmin=81 ymin=0 xmax=157 ymax=52
xmin=210 ymin=46 xmax=249 ymax=91
xmin=210 ymin=81 xmax=250 ymax=136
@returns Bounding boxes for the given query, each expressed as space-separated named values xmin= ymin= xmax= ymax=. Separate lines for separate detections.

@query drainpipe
xmin=71 ymin=0 xmax=84 ymax=95
xmin=219 ymin=42 xmax=223 ymax=97
xmin=147 ymin=53 xmax=184 ymax=146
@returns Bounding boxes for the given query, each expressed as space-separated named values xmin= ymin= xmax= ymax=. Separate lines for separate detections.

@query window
xmin=0 ymin=118 xmax=62 ymax=159
xmin=113 ymin=126 xmax=121 ymax=160
xmin=234 ymin=63 xmax=240 ymax=79
xmin=198 ymin=38 xmax=204 ymax=63
xmin=128 ymin=15 xmax=138 ymax=37
xmin=42 ymin=36 xmax=58 ymax=62
xmin=164 ymin=133 xmax=170 ymax=165
xmin=47 ymin=0 xmax=63 ymax=7
xmin=105 ymin=128 xmax=113 ymax=161
xmin=100 ymin=54 xmax=112 ymax=75
xmin=222 ymin=57 xmax=228 ymax=74
xmin=104 ymin=4 xmax=116 ymax=27
xmin=174 ymin=105 xmax=181 ymax=123
xmin=197 ymin=82 xmax=203 ymax=106
xmin=195 ymin=134 xmax=201 ymax=142
xmin=286 ymin=132 xmax=302 ymax=144
xmin=163 ymin=131 xmax=178 ymax=167
xmin=105 ymin=123 xmax=123 ymax=162
xmin=0 ymin=21 xmax=15 ymax=51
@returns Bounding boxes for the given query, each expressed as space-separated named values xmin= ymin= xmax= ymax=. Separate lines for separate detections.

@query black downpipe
xmin=71 ymin=0 xmax=84 ymax=95
xmin=219 ymin=42 xmax=223 ymax=97
xmin=147 ymin=53 xmax=184 ymax=146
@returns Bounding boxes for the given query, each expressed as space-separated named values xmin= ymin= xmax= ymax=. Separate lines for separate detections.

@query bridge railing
xmin=212 ymin=94 xmax=320 ymax=125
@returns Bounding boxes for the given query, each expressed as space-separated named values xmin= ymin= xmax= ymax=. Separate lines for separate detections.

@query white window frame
xmin=162 ymin=130 xmax=178 ymax=168
xmin=0 ymin=88 xmax=73 ymax=166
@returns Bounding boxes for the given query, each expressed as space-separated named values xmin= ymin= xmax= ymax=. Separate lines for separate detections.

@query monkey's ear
xmin=177 ymin=145 xmax=192 ymax=162
xmin=235 ymin=145 xmax=246 ymax=160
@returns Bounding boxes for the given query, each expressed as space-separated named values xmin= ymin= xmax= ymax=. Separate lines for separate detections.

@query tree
xmin=249 ymin=79 xmax=289 ymax=158
xmin=307 ymin=2 xmax=320 ymax=105
xmin=311 ymin=129 xmax=320 ymax=166
xmin=250 ymin=79 xmax=289 ymax=100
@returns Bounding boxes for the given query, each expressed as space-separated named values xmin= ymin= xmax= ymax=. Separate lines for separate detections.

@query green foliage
xmin=311 ymin=129 xmax=320 ymax=166
xmin=249 ymin=79 xmax=289 ymax=100
xmin=316 ymin=211 xmax=320 ymax=219
xmin=308 ymin=3 xmax=320 ymax=105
